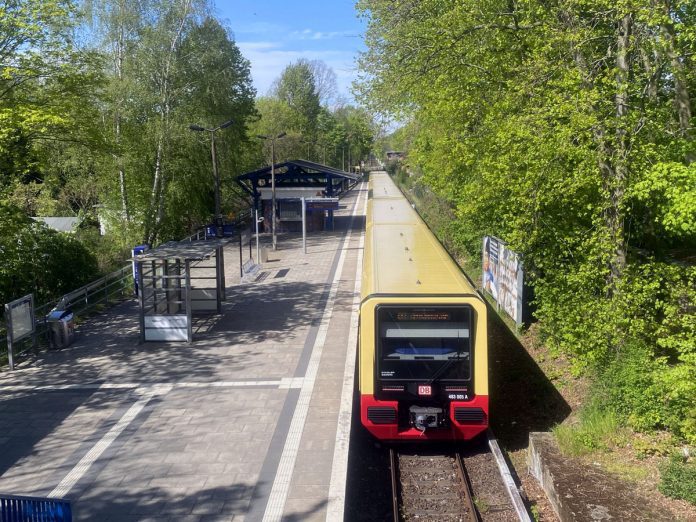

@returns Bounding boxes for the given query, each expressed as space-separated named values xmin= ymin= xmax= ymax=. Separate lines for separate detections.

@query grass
xmin=473 ymin=497 xmax=490 ymax=513
xmin=553 ymin=403 xmax=625 ymax=456
xmin=595 ymin=453 xmax=651 ymax=482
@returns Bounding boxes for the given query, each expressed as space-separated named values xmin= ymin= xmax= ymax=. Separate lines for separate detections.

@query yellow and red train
xmin=359 ymin=171 xmax=489 ymax=441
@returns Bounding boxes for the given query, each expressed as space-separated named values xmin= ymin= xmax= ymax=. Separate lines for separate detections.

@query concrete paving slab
xmin=0 ymin=183 xmax=367 ymax=522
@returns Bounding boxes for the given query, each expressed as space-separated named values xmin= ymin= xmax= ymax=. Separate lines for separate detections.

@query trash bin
xmin=46 ymin=309 xmax=75 ymax=349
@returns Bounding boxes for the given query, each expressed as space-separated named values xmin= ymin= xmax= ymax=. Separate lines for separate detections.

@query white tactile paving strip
xmin=261 ymin=185 xmax=365 ymax=522
xmin=326 ymin=190 xmax=367 ymax=521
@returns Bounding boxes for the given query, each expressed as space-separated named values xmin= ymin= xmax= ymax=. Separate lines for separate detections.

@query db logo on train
xmin=417 ymin=385 xmax=432 ymax=396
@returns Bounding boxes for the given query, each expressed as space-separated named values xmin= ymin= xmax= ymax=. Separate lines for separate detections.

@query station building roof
xmin=32 ymin=216 xmax=80 ymax=233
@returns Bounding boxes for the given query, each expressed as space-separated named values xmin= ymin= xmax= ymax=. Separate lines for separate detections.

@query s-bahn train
xmin=359 ymin=172 xmax=489 ymax=441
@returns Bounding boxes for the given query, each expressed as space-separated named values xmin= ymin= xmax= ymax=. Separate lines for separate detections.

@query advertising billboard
xmin=6 ymin=294 xmax=34 ymax=342
xmin=482 ymin=236 xmax=524 ymax=325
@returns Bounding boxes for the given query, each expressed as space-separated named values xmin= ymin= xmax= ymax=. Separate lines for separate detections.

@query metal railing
xmin=182 ymin=209 xmax=253 ymax=242
xmin=0 ymin=493 xmax=72 ymax=521
xmin=1 ymin=265 xmax=133 ymax=365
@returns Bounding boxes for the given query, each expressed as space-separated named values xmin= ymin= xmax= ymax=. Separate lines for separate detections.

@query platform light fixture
xmin=189 ymin=119 xmax=235 ymax=237
xmin=256 ymin=132 xmax=286 ymax=251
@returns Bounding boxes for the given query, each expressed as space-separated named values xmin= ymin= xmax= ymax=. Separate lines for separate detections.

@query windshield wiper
xmin=427 ymin=353 xmax=467 ymax=384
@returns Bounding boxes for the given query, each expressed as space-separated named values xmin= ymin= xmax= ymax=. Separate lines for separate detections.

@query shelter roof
xmin=237 ymin=159 xmax=359 ymax=183
xmin=133 ymin=239 xmax=229 ymax=262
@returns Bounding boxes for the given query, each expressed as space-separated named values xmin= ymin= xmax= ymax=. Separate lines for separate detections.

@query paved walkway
xmin=0 ymin=183 xmax=367 ymax=522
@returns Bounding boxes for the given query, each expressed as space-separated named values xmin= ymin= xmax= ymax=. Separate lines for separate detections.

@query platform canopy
xmin=135 ymin=239 xmax=227 ymax=262
xmin=236 ymin=159 xmax=359 ymax=203
xmin=133 ymin=239 xmax=228 ymax=343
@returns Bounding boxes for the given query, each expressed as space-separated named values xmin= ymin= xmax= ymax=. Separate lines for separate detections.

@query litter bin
xmin=46 ymin=309 xmax=75 ymax=349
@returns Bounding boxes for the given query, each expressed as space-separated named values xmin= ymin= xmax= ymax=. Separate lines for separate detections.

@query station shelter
xmin=236 ymin=159 xmax=359 ymax=233
xmin=132 ymin=239 xmax=227 ymax=343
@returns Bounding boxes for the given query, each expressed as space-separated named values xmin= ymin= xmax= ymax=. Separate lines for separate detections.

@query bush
xmin=0 ymin=201 xmax=100 ymax=311
xmin=659 ymin=454 xmax=696 ymax=505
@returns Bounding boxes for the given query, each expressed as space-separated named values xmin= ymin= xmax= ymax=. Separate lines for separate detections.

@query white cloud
xmin=237 ymin=41 xmax=279 ymax=51
xmin=288 ymin=29 xmax=357 ymax=40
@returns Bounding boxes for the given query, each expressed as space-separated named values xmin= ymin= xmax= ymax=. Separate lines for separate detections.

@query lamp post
xmin=189 ymin=119 xmax=234 ymax=237
xmin=256 ymin=132 xmax=286 ymax=251
xmin=300 ymin=139 xmax=312 ymax=160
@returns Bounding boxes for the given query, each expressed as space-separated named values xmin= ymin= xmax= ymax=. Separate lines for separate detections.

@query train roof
xmin=363 ymin=172 xmax=479 ymax=298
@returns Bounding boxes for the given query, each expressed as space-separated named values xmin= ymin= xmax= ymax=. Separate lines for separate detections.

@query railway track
xmin=390 ymin=448 xmax=481 ymax=522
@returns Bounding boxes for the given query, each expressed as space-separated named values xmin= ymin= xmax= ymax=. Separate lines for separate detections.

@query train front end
xmin=359 ymin=296 xmax=488 ymax=441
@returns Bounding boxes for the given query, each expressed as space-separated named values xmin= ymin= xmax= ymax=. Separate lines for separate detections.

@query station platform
xmin=0 ymin=183 xmax=367 ymax=522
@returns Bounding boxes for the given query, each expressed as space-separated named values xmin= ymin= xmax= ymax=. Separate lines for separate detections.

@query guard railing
xmin=1 ymin=265 xmax=133 ymax=365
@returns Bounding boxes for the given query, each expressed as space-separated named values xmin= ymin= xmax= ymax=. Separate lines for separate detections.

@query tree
xmin=84 ymin=1 xmax=257 ymax=243
xmin=307 ymin=59 xmax=338 ymax=108
xmin=84 ymin=0 xmax=149 ymax=222
xmin=356 ymin=0 xmax=696 ymax=442
xmin=0 ymin=0 xmax=103 ymax=195
xmin=273 ymin=59 xmax=321 ymax=138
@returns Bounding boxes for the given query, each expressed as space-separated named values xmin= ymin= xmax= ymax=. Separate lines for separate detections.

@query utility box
xmin=132 ymin=244 xmax=150 ymax=296
xmin=46 ymin=309 xmax=75 ymax=349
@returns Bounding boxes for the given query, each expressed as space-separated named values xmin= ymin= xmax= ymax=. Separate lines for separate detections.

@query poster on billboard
xmin=482 ymin=236 xmax=524 ymax=325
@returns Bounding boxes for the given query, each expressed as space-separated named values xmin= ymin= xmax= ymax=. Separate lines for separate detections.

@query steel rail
xmin=390 ymin=448 xmax=480 ymax=522
xmin=390 ymin=448 xmax=400 ymax=522
xmin=455 ymin=451 xmax=482 ymax=522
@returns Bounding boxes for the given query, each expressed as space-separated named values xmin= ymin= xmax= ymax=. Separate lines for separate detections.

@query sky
xmin=214 ymin=1 xmax=367 ymax=101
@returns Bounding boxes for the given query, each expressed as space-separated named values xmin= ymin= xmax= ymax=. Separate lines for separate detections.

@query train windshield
xmin=377 ymin=306 xmax=472 ymax=380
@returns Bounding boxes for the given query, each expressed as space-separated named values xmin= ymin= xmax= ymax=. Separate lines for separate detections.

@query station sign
xmin=305 ymin=198 xmax=339 ymax=211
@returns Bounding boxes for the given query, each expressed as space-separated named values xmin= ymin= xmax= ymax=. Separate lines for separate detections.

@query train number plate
xmin=417 ymin=385 xmax=432 ymax=396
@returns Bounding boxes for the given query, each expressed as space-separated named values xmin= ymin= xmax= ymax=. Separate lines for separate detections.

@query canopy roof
xmin=236 ymin=159 xmax=358 ymax=198
xmin=133 ymin=239 xmax=229 ymax=262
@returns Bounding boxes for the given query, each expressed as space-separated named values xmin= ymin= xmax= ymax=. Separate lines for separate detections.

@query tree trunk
xmin=115 ymin=4 xmax=130 ymax=222
xmin=660 ymin=1 xmax=692 ymax=144
xmin=605 ymin=13 xmax=631 ymax=289
xmin=144 ymin=137 xmax=163 ymax=244
xmin=144 ymin=0 xmax=193 ymax=244
xmin=561 ymin=8 xmax=630 ymax=292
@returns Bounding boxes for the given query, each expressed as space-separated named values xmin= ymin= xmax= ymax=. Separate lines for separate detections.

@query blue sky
xmin=214 ymin=1 xmax=366 ymax=101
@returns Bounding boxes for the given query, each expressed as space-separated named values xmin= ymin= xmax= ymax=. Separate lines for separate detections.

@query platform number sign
xmin=418 ymin=385 xmax=432 ymax=396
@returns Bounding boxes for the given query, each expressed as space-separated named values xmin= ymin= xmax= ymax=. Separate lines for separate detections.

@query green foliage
xmin=273 ymin=59 xmax=321 ymax=138
xmin=630 ymin=162 xmax=696 ymax=244
xmin=254 ymin=69 xmax=375 ymax=170
xmin=658 ymin=454 xmax=696 ymax=505
xmin=357 ymin=0 xmax=696 ymax=444
xmin=0 ymin=0 xmax=263 ymax=306
xmin=0 ymin=201 xmax=99 ymax=309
